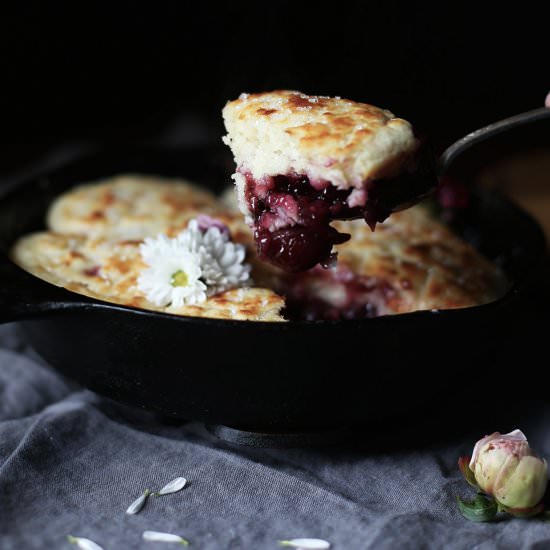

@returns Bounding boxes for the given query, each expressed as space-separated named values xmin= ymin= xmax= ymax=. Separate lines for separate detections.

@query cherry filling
xmin=243 ymin=160 xmax=435 ymax=272
xmin=245 ymin=173 xmax=352 ymax=272
xmin=280 ymin=265 xmax=396 ymax=321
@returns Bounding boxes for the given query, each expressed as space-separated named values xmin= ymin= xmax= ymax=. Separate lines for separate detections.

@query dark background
xmin=1 ymin=3 xmax=548 ymax=177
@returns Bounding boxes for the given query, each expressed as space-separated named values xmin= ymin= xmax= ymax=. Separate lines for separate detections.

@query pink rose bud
xmin=468 ymin=429 xmax=548 ymax=512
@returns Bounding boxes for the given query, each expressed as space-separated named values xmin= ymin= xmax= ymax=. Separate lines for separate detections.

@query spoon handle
xmin=438 ymin=107 xmax=550 ymax=176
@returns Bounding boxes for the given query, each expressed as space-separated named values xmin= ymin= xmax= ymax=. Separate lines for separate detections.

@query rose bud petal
xmin=495 ymin=455 xmax=548 ymax=511
xmin=469 ymin=429 xmax=528 ymax=473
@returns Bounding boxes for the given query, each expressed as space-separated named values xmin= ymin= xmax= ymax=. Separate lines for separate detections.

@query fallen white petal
xmin=142 ymin=531 xmax=189 ymax=545
xmin=279 ymin=538 xmax=331 ymax=550
xmin=156 ymin=477 xmax=187 ymax=495
xmin=126 ymin=489 xmax=150 ymax=514
xmin=67 ymin=535 xmax=104 ymax=550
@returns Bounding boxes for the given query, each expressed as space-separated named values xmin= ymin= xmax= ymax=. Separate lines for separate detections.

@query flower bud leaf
xmin=458 ymin=456 xmax=478 ymax=488
xmin=457 ymin=494 xmax=498 ymax=522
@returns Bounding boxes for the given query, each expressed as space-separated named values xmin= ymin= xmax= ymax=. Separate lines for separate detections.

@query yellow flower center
xmin=171 ymin=270 xmax=189 ymax=287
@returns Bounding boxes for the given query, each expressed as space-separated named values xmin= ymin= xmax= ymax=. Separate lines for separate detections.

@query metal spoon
xmin=439 ymin=107 xmax=550 ymax=176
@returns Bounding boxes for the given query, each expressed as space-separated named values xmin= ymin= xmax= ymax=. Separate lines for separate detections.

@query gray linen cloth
xmin=1 ymin=323 xmax=550 ymax=550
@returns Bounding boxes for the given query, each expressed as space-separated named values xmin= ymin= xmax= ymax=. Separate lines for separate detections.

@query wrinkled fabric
xmin=0 ymin=324 xmax=549 ymax=550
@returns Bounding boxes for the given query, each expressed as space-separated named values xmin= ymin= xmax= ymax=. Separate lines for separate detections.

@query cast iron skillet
xmin=0 ymin=109 xmax=548 ymax=432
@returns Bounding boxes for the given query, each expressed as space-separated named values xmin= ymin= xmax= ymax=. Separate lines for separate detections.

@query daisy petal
xmin=279 ymin=538 xmax=331 ymax=549
xmin=156 ymin=476 xmax=187 ymax=496
xmin=126 ymin=489 xmax=151 ymax=514
xmin=142 ymin=531 xmax=190 ymax=545
xmin=67 ymin=535 xmax=104 ymax=550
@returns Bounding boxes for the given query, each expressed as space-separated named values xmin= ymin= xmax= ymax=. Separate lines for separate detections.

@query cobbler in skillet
xmin=10 ymin=91 xmax=507 ymax=322
xmin=12 ymin=175 xmax=506 ymax=321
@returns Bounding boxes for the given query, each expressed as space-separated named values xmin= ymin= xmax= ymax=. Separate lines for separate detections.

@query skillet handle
xmin=0 ymin=254 xmax=81 ymax=324
xmin=0 ymin=257 xmax=39 ymax=324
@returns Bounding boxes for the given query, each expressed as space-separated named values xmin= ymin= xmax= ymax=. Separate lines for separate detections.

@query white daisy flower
xmin=138 ymin=235 xmax=207 ymax=307
xmin=137 ymin=218 xmax=251 ymax=307
xmin=180 ymin=220 xmax=251 ymax=296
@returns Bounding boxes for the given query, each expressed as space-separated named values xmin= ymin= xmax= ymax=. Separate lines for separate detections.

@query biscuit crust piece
xmin=223 ymin=90 xmax=419 ymax=189
xmin=223 ymin=90 xmax=433 ymax=272
xmin=48 ymin=174 xmax=221 ymax=240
